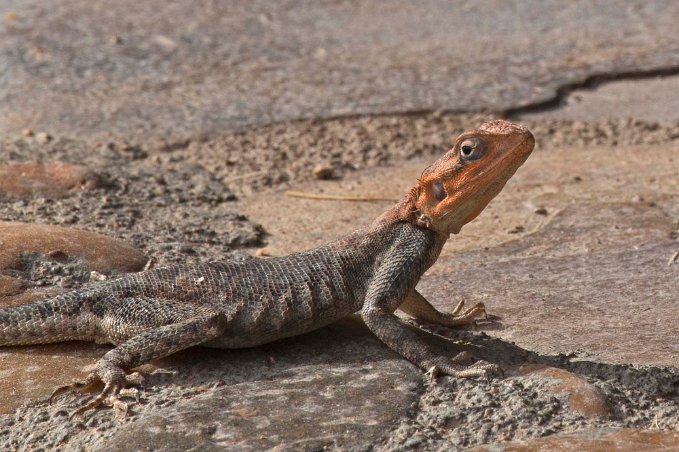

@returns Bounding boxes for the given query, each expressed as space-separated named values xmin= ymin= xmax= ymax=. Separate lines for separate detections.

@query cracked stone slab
xmin=1 ymin=1 xmax=678 ymax=141
xmin=98 ymin=361 xmax=416 ymax=451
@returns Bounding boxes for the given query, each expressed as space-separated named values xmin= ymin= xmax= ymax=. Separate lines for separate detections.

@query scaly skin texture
xmin=0 ymin=120 xmax=534 ymax=415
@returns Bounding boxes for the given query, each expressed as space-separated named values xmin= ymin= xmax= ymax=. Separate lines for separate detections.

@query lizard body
xmin=0 ymin=120 xmax=534 ymax=414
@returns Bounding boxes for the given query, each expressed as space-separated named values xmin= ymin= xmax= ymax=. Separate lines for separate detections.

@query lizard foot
xmin=50 ymin=368 xmax=145 ymax=418
xmin=441 ymin=300 xmax=488 ymax=327
xmin=69 ymin=370 xmax=144 ymax=419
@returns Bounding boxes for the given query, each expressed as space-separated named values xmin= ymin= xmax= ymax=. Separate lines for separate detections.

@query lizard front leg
xmin=399 ymin=289 xmax=486 ymax=327
xmin=363 ymin=305 xmax=497 ymax=378
xmin=54 ymin=307 xmax=228 ymax=417
xmin=361 ymin=258 xmax=499 ymax=378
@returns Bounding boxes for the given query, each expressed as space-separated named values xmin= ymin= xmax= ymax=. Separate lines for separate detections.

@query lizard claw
xmin=424 ymin=365 xmax=439 ymax=384
xmin=49 ymin=373 xmax=99 ymax=405
xmin=438 ymin=302 xmax=487 ymax=327
xmin=451 ymin=299 xmax=466 ymax=316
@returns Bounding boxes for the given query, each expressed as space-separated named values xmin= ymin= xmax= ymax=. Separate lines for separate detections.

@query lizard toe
xmin=426 ymin=356 xmax=502 ymax=379
xmin=49 ymin=372 xmax=99 ymax=405
xmin=125 ymin=371 xmax=145 ymax=387
xmin=438 ymin=302 xmax=488 ymax=327
xmin=69 ymin=381 xmax=121 ymax=419
xmin=450 ymin=299 xmax=466 ymax=316
xmin=70 ymin=382 xmax=144 ymax=419
xmin=468 ymin=360 xmax=503 ymax=378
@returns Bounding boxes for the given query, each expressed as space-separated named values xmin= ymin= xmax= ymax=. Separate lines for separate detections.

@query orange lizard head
xmin=409 ymin=120 xmax=534 ymax=235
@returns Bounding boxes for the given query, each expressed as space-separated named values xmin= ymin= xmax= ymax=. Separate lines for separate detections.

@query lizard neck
xmin=370 ymin=192 xmax=451 ymax=240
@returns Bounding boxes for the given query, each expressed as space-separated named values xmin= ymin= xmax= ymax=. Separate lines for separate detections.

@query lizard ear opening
xmin=432 ymin=180 xmax=447 ymax=202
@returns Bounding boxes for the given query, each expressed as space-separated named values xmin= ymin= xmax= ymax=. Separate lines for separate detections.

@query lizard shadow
xmin=410 ymin=318 xmax=679 ymax=403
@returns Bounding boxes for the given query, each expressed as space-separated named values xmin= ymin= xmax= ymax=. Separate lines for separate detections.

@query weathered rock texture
xmin=1 ymin=1 xmax=678 ymax=140
xmin=0 ymin=222 xmax=147 ymax=273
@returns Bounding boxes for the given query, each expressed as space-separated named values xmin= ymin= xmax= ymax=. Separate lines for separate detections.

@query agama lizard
xmin=0 ymin=120 xmax=534 ymax=415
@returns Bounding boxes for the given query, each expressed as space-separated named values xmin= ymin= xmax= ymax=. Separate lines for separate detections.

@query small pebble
xmin=312 ymin=163 xmax=334 ymax=180
xmin=35 ymin=132 xmax=52 ymax=144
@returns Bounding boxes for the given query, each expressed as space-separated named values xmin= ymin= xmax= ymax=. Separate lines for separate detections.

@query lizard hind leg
xmin=55 ymin=309 xmax=228 ymax=417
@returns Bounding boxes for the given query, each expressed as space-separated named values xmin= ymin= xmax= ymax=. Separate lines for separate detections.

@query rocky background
xmin=0 ymin=1 xmax=677 ymax=450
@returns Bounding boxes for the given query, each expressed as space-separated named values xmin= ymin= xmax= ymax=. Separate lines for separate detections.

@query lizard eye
xmin=459 ymin=138 xmax=487 ymax=161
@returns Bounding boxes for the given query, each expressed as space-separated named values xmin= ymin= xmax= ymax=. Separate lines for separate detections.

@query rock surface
xmin=508 ymin=364 xmax=610 ymax=418
xmin=1 ymin=1 xmax=678 ymax=140
xmin=1 ymin=130 xmax=676 ymax=450
xmin=0 ymin=162 xmax=101 ymax=198
xmin=471 ymin=428 xmax=679 ymax=451
xmin=0 ymin=221 xmax=148 ymax=274
xmin=0 ymin=138 xmax=263 ymax=266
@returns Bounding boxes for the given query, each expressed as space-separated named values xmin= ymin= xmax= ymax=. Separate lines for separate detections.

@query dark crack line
xmin=503 ymin=65 xmax=679 ymax=118
xmin=127 ymin=64 xmax=679 ymax=153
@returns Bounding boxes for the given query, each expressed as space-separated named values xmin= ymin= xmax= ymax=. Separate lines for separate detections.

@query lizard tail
xmin=0 ymin=295 xmax=93 ymax=345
